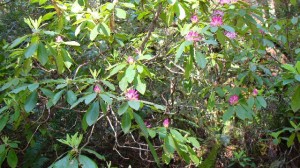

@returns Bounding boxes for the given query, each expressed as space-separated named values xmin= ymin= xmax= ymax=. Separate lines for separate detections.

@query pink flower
xmin=259 ymin=29 xmax=265 ymax=35
xmin=219 ymin=0 xmax=231 ymax=4
xmin=94 ymin=85 xmax=101 ymax=93
xmin=56 ymin=36 xmax=63 ymax=43
xmin=210 ymin=16 xmax=223 ymax=27
xmin=163 ymin=118 xmax=170 ymax=128
xmin=127 ymin=56 xmax=135 ymax=64
xmin=252 ymin=89 xmax=258 ymax=96
xmin=229 ymin=95 xmax=239 ymax=105
xmin=125 ymin=89 xmax=139 ymax=100
xmin=225 ymin=31 xmax=237 ymax=39
xmin=144 ymin=121 xmax=151 ymax=128
xmin=185 ymin=31 xmax=201 ymax=42
xmin=191 ymin=15 xmax=199 ymax=23
xmin=213 ymin=10 xmax=224 ymax=17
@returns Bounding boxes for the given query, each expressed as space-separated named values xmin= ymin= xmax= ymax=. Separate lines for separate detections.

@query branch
xmin=139 ymin=3 xmax=163 ymax=52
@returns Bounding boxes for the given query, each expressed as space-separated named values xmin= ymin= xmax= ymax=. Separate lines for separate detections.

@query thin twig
xmin=139 ymin=3 xmax=163 ymax=52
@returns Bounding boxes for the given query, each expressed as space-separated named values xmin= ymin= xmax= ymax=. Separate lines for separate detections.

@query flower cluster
xmin=229 ymin=95 xmax=239 ymax=105
xmin=224 ymin=31 xmax=237 ymax=39
xmin=94 ymin=85 xmax=101 ymax=93
xmin=185 ymin=31 xmax=201 ymax=42
xmin=211 ymin=10 xmax=224 ymax=27
xmin=125 ymin=89 xmax=139 ymax=100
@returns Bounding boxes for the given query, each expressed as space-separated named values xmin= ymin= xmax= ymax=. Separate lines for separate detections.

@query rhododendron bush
xmin=0 ymin=0 xmax=300 ymax=167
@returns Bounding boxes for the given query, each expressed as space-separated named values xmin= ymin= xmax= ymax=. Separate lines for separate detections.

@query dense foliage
xmin=0 ymin=0 xmax=300 ymax=167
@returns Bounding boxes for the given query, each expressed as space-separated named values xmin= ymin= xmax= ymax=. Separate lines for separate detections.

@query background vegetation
xmin=0 ymin=0 xmax=300 ymax=167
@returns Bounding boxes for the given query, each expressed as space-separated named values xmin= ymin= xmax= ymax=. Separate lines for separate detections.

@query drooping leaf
xmin=133 ymin=112 xmax=148 ymax=138
xmin=24 ymin=42 xmax=38 ymax=58
xmin=291 ymin=85 xmax=300 ymax=112
xmin=118 ymin=102 xmax=129 ymax=115
xmin=115 ymin=8 xmax=127 ymax=19
xmin=256 ymin=96 xmax=267 ymax=108
xmin=86 ymin=101 xmax=100 ymax=126
xmin=78 ymin=155 xmax=98 ymax=168
xmin=7 ymin=149 xmax=18 ymax=168
xmin=24 ymin=90 xmax=38 ymax=112
xmin=67 ymin=90 xmax=77 ymax=105
xmin=0 ymin=113 xmax=9 ymax=132
xmin=37 ymin=43 xmax=49 ymax=65
xmin=128 ymin=100 xmax=140 ymax=110
xmin=121 ymin=112 xmax=131 ymax=133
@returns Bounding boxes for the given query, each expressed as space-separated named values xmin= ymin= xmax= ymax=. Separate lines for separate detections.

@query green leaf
xmin=145 ymin=138 xmax=161 ymax=167
xmin=164 ymin=135 xmax=175 ymax=154
xmin=52 ymin=90 xmax=64 ymax=105
xmin=84 ymin=93 xmax=97 ymax=105
xmin=28 ymin=83 xmax=39 ymax=91
xmin=56 ymin=53 xmax=65 ymax=74
xmin=86 ymin=101 xmax=100 ymax=126
xmin=256 ymin=96 xmax=267 ymax=108
xmin=287 ymin=133 xmax=295 ymax=147
xmin=125 ymin=65 xmax=136 ymax=83
xmin=133 ymin=112 xmax=148 ymax=138
xmin=195 ymin=51 xmax=207 ymax=69
xmin=119 ymin=76 xmax=128 ymax=91
xmin=24 ymin=42 xmax=38 ymax=58
xmin=121 ymin=112 xmax=131 ymax=133
xmin=282 ymin=64 xmax=297 ymax=73
xmin=128 ymin=100 xmax=140 ymax=110
xmin=67 ymin=90 xmax=77 ymax=105
xmin=81 ymin=148 xmax=105 ymax=161
xmin=174 ymin=2 xmax=186 ymax=20
xmin=50 ymin=154 xmax=78 ymax=168
xmin=63 ymin=41 xmax=80 ymax=46
xmin=223 ymin=107 xmax=234 ymax=121
xmin=7 ymin=149 xmax=18 ymax=168
xmin=98 ymin=22 xmax=111 ymax=36
xmin=107 ymin=63 xmax=127 ymax=78
xmin=216 ymin=30 xmax=226 ymax=46
xmin=11 ymin=85 xmax=28 ymax=94
xmin=90 ymin=24 xmax=99 ymax=41
xmin=0 ymin=113 xmax=9 ymax=132
xmin=291 ymin=85 xmax=300 ymax=112
xmin=99 ymin=93 xmax=112 ymax=105
xmin=175 ymin=41 xmax=191 ymax=63
xmin=188 ymin=137 xmax=200 ymax=148
xmin=24 ymin=90 xmax=38 ymax=112
xmin=167 ymin=0 xmax=176 ymax=5
xmin=247 ymin=97 xmax=255 ymax=107
xmin=135 ymin=75 xmax=146 ymax=94
xmin=101 ymin=80 xmax=115 ymax=91
xmin=8 ymin=35 xmax=28 ymax=49
xmin=118 ymin=102 xmax=129 ymax=115
xmin=37 ymin=43 xmax=49 ymax=65
xmin=221 ymin=25 xmax=235 ymax=32
xmin=40 ymin=88 xmax=54 ymax=98
xmin=78 ymin=155 xmax=98 ymax=168
xmin=115 ymin=8 xmax=127 ymax=19
xmin=170 ymin=129 xmax=184 ymax=142
xmin=295 ymin=74 xmax=300 ymax=82
xmin=236 ymin=105 xmax=248 ymax=120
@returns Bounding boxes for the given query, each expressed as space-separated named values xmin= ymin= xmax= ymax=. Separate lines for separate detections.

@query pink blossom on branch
xmin=125 ymin=89 xmax=139 ymax=100
xmin=191 ymin=15 xmax=199 ymax=23
xmin=163 ymin=118 xmax=170 ymax=128
xmin=229 ymin=95 xmax=239 ymax=105
xmin=56 ymin=36 xmax=63 ymax=43
xmin=252 ymin=89 xmax=258 ymax=96
xmin=210 ymin=16 xmax=223 ymax=27
xmin=185 ymin=31 xmax=201 ymax=42
xmin=225 ymin=31 xmax=237 ymax=39
xmin=94 ymin=85 xmax=101 ymax=93
xmin=127 ymin=56 xmax=135 ymax=64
